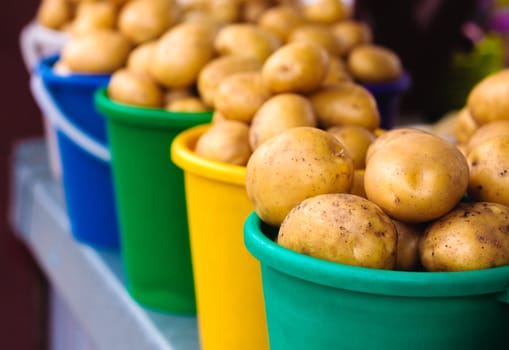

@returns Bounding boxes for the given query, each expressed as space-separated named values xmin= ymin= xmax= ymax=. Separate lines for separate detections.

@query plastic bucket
xmin=244 ymin=212 xmax=509 ymax=350
xmin=36 ymin=54 xmax=111 ymax=143
xmin=95 ymin=89 xmax=212 ymax=314
xmin=363 ymin=72 xmax=411 ymax=130
xmin=171 ymin=124 xmax=269 ymax=350
xmin=31 ymin=74 xmax=119 ymax=250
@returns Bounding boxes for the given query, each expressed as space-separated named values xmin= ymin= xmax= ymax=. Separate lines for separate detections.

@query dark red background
xmin=1 ymin=2 xmax=48 ymax=349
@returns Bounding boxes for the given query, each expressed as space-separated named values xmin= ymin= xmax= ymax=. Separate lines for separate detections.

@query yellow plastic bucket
xmin=171 ymin=124 xmax=268 ymax=350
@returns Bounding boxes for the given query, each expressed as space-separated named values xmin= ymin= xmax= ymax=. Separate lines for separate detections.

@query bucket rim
xmin=36 ymin=54 xmax=111 ymax=87
xmin=362 ymin=71 xmax=411 ymax=95
xmin=171 ymin=124 xmax=246 ymax=186
xmin=94 ymin=88 xmax=213 ymax=129
xmin=244 ymin=212 xmax=509 ymax=298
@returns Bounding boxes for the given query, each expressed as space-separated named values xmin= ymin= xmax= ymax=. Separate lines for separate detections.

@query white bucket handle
xmin=30 ymin=74 xmax=111 ymax=163
xmin=19 ymin=21 xmax=69 ymax=71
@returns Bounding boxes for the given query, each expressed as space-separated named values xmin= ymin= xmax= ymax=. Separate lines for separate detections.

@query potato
xmin=393 ymin=220 xmax=423 ymax=271
xmin=262 ymin=41 xmax=330 ymax=94
xmin=211 ymin=110 xmax=227 ymax=123
xmin=214 ymin=23 xmax=282 ymax=62
xmin=467 ymin=135 xmax=509 ymax=206
xmin=207 ymin=0 xmax=242 ymax=24
xmin=346 ymin=44 xmax=403 ymax=83
xmin=327 ymin=125 xmax=376 ymax=169
xmin=241 ymin=0 xmax=274 ymax=23
xmin=365 ymin=127 xmax=427 ymax=163
xmin=71 ymin=1 xmax=117 ymax=36
xmin=165 ymin=96 xmax=209 ymax=112
xmin=246 ymin=126 xmax=354 ymax=226
xmin=287 ymin=24 xmax=345 ymax=57
xmin=163 ymin=87 xmax=194 ymax=105
xmin=465 ymin=120 xmax=509 ymax=153
xmin=195 ymin=120 xmax=252 ymax=166
xmin=126 ymin=41 xmax=157 ymax=76
xmin=107 ymin=69 xmax=163 ymax=108
xmin=323 ymin=56 xmax=352 ymax=84
xmin=214 ymin=71 xmax=272 ymax=123
xmin=278 ymin=193 xmax=397 ymax=269
xmin=467 ymin=69 xmax=509 ymax=126
xmin=249 ymin=93 xmax=317 ymax=150
xmin=61 ymin=29 xmax=131 ymax=74
xmin=179 ymin=8 xmax=223 ymax=28
xmin=309 ymin=82 xmax=380 ymax=130
xmin=257 ymin=5 xmax=306 ymax=42
xmin=330 ymin=20 xmax=372 ymax=54
xmin=118 ymin=0 xmax=177 ymax=44
xmin=150 ymin=21 xmax=216 ymax=88
xmin=297 ymin=0 xmax=350 ymax=24
xmin=419 ymin=202 xmax=509 ymax=271
xmin=453 ymin=107 xmax=478 ymax=145
xmin=349 ymin=169 xmax=366 ymax=198
xmin=364 ymin=131 xmax=469 ymax=223
xmin=37 ymin=0 xmax=72 ymax=30
xmin=197 ymin=55 xmax=263 ymax=108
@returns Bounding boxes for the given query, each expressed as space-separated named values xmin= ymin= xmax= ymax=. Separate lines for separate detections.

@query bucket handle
xmin=19 ymin=21 xmax=68 ymax=71
xmin=30 ymin=74 xmax=111 ymax=163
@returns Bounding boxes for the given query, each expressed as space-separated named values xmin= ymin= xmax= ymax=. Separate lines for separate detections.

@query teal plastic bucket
xmin=244 ymin=212 xmax=509 ymax=350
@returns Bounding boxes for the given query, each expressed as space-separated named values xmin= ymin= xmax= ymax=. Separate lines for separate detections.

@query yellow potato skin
xmin=349 ymin=170 xmax=366 ymax=198
xmin=346 ymin=44 xmax=403 ymax=83
xmin=249 ymin=93 xmax=317 ymax=150
xmin=107 ymin=69 xmax=163 ymax=108
xmin=214 ymin=71 xmax=272 ymax=123
xmin=365 ymin=127 xmax=426 ymax=163
xmin=150 ymin=22 xmax=216 ymax=88
xmin=364 ymin=132 xmax=469 ymax=223
xmin=195 ymin=120 xmax=252 ymax=166
xmin=419 ymin=202 xmax=509 ymax=272
xmin=246 ymin=126 xmax=354 ymax=227
xmin=467 ymin=135 xmax=509 ymax=207
xmin=330 ymin=20 xmax=372 ymax=54
xmin=453 ymin=107 xmax=478 ymax=145
xmin=71 ymin=1 xmax=117 ymax=36
xmin=262 ymin=41 xmax=330 ymax=94
xmin=327 ymin=125 xmax=376 ymax=169
xmin=257 ymin=5 xmax=306 ymax=42
xmin=278 ymin=193 xmax=397 ymax=269
xmin=165 ymin=97 xmax=209 ymax=113
xmin=118 ymin=0 xmax=176 ymax=44
xmin=214 ymin=23 xmax=282 ymax=62
xmin=309 ymin=82 xmax=380 ymax=131
xmin=467 ymin=69 xmax=509 ymax=126
xmin=126 ymin=41 xmax=157 ymax=77
xmin=287 ymin=24 xmax=346 ymax=57
xmin=62 ymin=30 xmax=131 ymax=74
xmin=393 ymin=220 xmax=423 ymax=271
xmin=197 ymin=55 xmax=263 ymax=108
xmin=466 ymin=120 xmax=509 ymax=153
xmin=37 ymin=0 xmax=72 ymax=30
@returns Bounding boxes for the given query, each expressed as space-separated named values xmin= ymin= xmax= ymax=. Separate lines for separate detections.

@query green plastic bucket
xmin=95 ymin=88 xmax=212 ymax=314
xmin=244 ymin=212 xmax=509 ymax=350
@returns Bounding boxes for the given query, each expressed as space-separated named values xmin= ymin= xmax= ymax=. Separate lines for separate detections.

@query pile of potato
xmin=246 ymin=68 xmax=509 ymax=273
xmin=37 ymin=0 xmax=405 ymax=117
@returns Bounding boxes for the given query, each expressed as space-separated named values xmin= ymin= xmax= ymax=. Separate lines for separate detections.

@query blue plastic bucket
xmin=35 ymin=54 xmax=111 ymax=143
xmin=31 ymin=64 xmax=119 ymax=250
xmin=363 ymin=72 xmax=411 ymax=130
